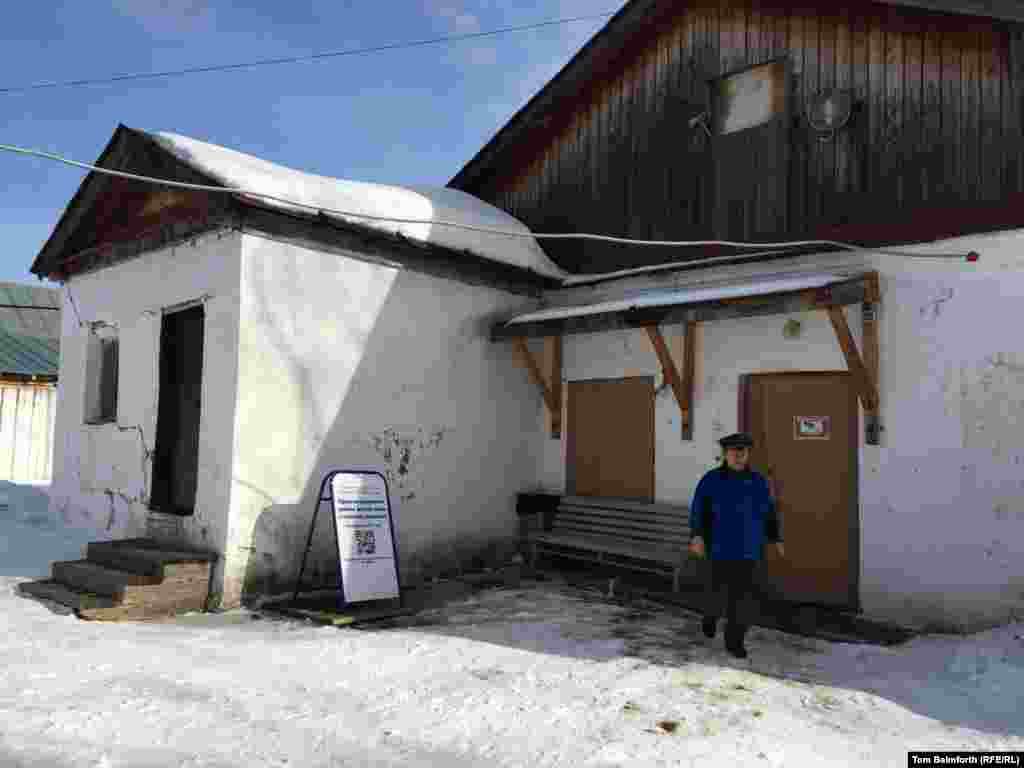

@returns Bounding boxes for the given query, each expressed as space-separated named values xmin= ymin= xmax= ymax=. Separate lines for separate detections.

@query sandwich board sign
xmin=331 ymin=470 xmax=400 ymax=603
xmin=291 ymin=468 xmax=402 ymax=609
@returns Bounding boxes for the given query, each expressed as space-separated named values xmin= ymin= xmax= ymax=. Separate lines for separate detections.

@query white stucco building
xmin=507 ymin=238 xmax=1024 ymax=633
xmin=30 ymin=125 xmax=1024 ymax=633
xmin=33 ymin=126 xmax=565 ymax=610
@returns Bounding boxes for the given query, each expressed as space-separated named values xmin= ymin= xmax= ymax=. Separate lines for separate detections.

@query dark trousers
xmin=704 ymin=559 xmax=757 ymax=631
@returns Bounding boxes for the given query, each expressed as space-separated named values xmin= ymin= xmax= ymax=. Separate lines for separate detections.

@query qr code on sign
xmin=354 ymin=530 xmax=376 ymax=556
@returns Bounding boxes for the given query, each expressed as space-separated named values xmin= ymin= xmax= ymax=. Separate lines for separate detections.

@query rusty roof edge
xmin=448 ymin=0 xmax=664 ymax=192
xmin=874 ymin=0 xmax=1024 ymax=23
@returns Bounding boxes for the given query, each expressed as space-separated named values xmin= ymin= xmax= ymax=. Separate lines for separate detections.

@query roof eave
xmin=874 ymin=0 xmax=1024 ymax=23
xmin=235 ymin=199 xmax=560 ymax=296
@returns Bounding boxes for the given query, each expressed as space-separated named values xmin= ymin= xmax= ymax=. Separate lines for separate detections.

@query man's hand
xmin=775 ymin=542 xmax=785 ymax=558
xmin=689 ymin=537 xmax=705 ymax=558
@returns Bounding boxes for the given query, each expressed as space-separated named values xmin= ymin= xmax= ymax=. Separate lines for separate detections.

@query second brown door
xmin=567 ymin=377 xmax=655 ymax=501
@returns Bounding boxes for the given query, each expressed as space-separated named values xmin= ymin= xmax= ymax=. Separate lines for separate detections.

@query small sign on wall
xmin=794 ymin=416 xmax=831 ymax=440
xmin=714 ymin=60 xmax=788 ymax=135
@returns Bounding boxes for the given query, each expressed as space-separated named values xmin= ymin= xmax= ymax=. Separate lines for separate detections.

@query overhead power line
xmin=0 ymin=12 xmax=617 ymax=95
xmin=0 ymin=141 xmax=980 ymax=277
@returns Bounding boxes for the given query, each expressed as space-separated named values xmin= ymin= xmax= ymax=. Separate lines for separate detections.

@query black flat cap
xmin=719 ymin=432 xmax=754 ymax=448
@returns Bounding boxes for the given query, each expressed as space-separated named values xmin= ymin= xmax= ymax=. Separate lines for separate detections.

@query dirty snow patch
xmin=1 ymin=488 xmax=1022 ymax=767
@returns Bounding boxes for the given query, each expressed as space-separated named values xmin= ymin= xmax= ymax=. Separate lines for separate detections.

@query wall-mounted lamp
xmin=806 ymin=88 xmax=854 ymax=142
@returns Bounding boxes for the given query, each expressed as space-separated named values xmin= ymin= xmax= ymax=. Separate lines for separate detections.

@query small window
xmin=713 ymin=59 xmax=788 ymax=136
xmin=84 ymin=334 xmax=119 ymax=424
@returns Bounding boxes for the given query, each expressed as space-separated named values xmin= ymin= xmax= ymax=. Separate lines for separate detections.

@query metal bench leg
xmin=673 ymin=567 xmax=681 ymax=593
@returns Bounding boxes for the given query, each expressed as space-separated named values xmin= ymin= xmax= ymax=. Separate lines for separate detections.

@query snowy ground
xmin=1 ymin=484 xmax=1022 ymax=767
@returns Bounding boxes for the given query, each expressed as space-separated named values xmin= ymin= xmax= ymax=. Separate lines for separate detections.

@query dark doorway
xmin=150 ymin=305 xmax=205 ymax=516
xmin=567 ymin=376 xmax=655 ymax=501
xmin=742 ymin=371 xmax=859 ymax=610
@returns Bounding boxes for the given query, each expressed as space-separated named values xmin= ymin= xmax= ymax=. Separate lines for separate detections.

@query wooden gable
xmin=32 ymin=126 xmax=234 ymax=282
xmin=452 ymin=0 xmax=1024 ymax=274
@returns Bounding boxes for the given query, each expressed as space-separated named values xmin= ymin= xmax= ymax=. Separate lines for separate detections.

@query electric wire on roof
xmin=0 ymin=142 xmax=980 ymax=280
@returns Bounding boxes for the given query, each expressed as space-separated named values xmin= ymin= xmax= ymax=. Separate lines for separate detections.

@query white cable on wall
xmin=1 ymin=142 xmax=981 ymax=281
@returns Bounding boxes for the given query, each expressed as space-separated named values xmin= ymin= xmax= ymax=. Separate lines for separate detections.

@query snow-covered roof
xmin=506 ymin=271 xmax=851 ymax=324
xmin=150 ymin=132 xmax=567 ymax=281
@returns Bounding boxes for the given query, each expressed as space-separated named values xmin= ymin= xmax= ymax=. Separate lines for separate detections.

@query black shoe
xmin=702 ymin=617 xmax=717 ymax=638
xmin=725 ymin=642 xmax=748 ymax=659
xmin=725 ymin=624 xmax=748 ymax=658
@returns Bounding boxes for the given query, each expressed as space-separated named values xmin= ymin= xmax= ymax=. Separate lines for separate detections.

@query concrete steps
xmin=17 ymin=580 xmax=119 ymax=613
xmin=18 ymin=538 xmax=217 ymax=621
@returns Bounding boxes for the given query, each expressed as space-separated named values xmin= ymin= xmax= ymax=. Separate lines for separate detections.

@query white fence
xmin=0 ymin=384 xmax=56 ymax=484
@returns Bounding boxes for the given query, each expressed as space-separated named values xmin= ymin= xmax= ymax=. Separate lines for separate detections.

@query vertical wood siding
xmin=477 ymin=0 xmax=1022 ymax=273
xmin=0 ymin=384 xmax=56 ymax=484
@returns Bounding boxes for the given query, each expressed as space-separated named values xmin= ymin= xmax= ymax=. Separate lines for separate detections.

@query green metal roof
xmin=0 ymin=328 xmax=59 ymax=378
xmin=0 ymin=282 xmax=61 ymax=339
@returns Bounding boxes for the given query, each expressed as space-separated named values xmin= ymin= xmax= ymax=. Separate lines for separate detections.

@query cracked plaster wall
xmin=224 ymin=234 xmax=538 ymax=608
xmin=48 ymin=230 xmax=242 ymax=597
xmin=536 ymin=229 xmax=1024 ymax=632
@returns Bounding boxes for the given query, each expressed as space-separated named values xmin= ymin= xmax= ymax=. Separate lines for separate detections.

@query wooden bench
xmin=527 ymin=496 xmax=692 ymax=591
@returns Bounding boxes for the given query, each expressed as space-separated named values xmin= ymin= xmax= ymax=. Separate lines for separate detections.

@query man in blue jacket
xmin=689 ymin=432 xmax=784 ymax=658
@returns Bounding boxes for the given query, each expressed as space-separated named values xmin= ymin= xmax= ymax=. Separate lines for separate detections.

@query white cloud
xmin=112 ymin=0 xmax=213 ymax=33
xmin=424 ymin=1 xmax=481 ymax=33
xmin=424 ymin=1 xmax=493 ymax=69
xmin=453 ymin=13 xmax=481 ymax=33
xmin=468 ymin=46 xmax=498 ymax=67
xmin=430 ymin=0 xmax=626 ymax=89
xmin=482 ymin=6 xmax=608 ymax=123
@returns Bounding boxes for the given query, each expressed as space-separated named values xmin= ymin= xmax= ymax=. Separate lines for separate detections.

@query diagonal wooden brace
xmin=513 ymin=337 xmax=561 ymax=438
xmin=826 ymin=305 xmax=881 ymax=443
xmin=644 ymin=323 xmax=696 ymax=440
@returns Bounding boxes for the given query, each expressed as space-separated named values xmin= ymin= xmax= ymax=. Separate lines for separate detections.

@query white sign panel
xmin=715 ymin=60 xmax=786 ymax=135
xmin=794 ymin=415 xmax=831 ymax=440
xmin=331 ymin=472 xmax=400 ymax=603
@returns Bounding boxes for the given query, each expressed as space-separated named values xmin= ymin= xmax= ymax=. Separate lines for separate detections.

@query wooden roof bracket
xmin=513 ymin=336 xmax=562 ymax=438
xmin=644 ymin=322 xmax=696 ymax=440
xmin=824 ymin=272 xmax=882 ymax=445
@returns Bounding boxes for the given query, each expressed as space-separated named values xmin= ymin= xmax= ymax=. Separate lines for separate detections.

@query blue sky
xmin=0 ymin=1 xmax=623 ymax=285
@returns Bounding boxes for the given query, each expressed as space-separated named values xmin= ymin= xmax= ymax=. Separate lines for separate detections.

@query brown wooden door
xmin=744 ymin=372 xmax=858 ymax=609
xmin=567 ymin=377 xmax=654 ymax=501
